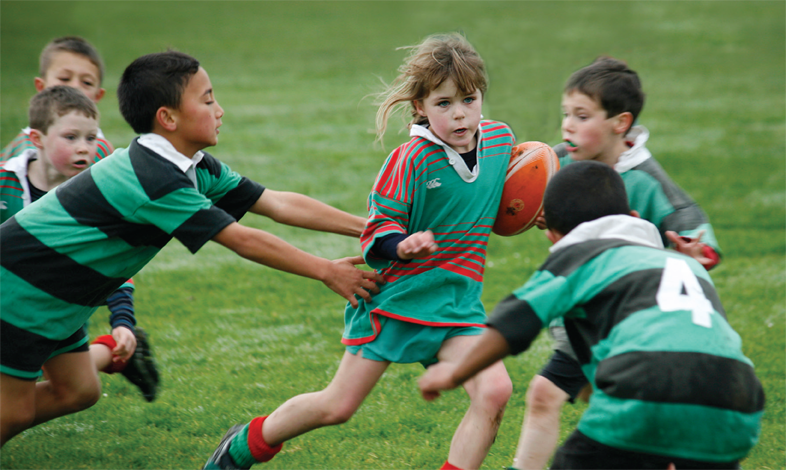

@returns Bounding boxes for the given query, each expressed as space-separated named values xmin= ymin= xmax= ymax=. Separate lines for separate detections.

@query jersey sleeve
xmin=0 ymin=132 xmax=34 ymax=162
xmin=195 ymin=153 xmax=265 ymax=221
xmin=361 ymin=145 xmax=418 ymax=270
xmin=132 ymin=186 xmax=237 ymax=254
xmin=487 ymin=268 xmax=577 ymax=355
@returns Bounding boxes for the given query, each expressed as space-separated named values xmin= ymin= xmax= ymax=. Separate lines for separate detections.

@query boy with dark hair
xmin=1 ymin=36 xmax=113 ymax=162
xmin=419 ymin=160 xmax=764 ymax=469
xmin=0 ymin=50 xmax=382 ymax=446
xmin=518 ymin=56 xmax=725 ymax=469
xmin=0 ymin=36 xmax=159 ymax=403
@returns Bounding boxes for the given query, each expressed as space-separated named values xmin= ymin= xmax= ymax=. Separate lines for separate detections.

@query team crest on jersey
xmin=426 ymin=178 xmax=442 ymax=189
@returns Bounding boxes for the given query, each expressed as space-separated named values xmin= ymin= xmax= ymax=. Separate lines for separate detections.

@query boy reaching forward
xmin=0 ymin=50 xmax=382 ymax=446
xmin=419 ymin=160 xmax=764 ymax=469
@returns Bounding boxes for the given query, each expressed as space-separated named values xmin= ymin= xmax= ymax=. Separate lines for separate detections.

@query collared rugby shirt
xmin=343 ymin=120 xmax=514 ymax=346
xmin=1 ymin=138 xmax=264 ymax=340
xmin=488 ymin=234 xmax=763 ymax=462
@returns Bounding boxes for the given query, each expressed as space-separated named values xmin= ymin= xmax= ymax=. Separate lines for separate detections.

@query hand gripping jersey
xmin=342 ymin=120 xmax=514 ymax=346
xmin=0 ymin=138 xmax=264 ymax=340
xmin=488 ymin=215 xmax=763 ymax=462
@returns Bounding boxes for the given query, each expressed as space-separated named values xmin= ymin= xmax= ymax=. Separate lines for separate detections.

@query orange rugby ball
xmin=492 ymin=141 xmax=560 ymax=236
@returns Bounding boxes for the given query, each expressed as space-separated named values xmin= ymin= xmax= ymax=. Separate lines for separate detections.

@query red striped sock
xmin=248 ymin=416 xmax=282 ymax=462
xmin=440 ymin=461 xmax=463 ymax=470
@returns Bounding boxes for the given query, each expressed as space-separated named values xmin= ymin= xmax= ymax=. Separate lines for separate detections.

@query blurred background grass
xmin=1 ymin=1 xmax=784 ymax=469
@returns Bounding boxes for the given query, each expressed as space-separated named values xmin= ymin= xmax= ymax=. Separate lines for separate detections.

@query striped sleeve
xmin=361 ymin=142 xmax=422 ymax=270
xmin=0 ymin=133 xmax=34 ymax=162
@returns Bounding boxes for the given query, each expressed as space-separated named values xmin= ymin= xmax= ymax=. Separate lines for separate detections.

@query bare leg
xmin=1 ymin=374 xmax=37 ymax=446
xmin=513 ymin=375 xmax=569 ymax=470
xmin=89 ymin=343 xmax=113 ymax=372
xmin=262 ymin=350 xmax=390 ymax=446
xmin=1 ymin=351 xmax=100 ymax=446
xmin=31 ymin=351 xmax=102 ymax=427
xmin=438 ymin=335 xmax=513 ymax=470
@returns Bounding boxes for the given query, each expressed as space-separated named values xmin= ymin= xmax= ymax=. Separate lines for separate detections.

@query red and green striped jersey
xmin=343 ymin=120 xmax=514 ymax=346
xmin=0 ymin=128 xmax=114 ymax=163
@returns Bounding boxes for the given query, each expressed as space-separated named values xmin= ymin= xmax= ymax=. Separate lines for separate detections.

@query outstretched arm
xmin=213 ymin=222 xmax=382 ymax=307
xmin=418 ymin=327 xmax=511 ymax=400
xmin=250 ymin=189 xmax=366 ymax=237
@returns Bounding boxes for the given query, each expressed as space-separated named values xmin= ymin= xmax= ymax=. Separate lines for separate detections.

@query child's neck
xmin=27 ymin=156 xmax=67 ymax=192
xmin=595 ymin=138 xmax=631 ymax=167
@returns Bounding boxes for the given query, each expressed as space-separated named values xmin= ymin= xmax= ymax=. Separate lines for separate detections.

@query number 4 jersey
xmin=488 ymin=214 xmax=764 ymax=463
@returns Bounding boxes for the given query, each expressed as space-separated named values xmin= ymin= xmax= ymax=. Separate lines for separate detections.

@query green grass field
xmin=1 ymin=1 xmax=784 ymax=469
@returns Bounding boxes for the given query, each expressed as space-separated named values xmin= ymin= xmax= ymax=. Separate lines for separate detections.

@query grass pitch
xmin=1 ymin=1 xmax=784 ymax=469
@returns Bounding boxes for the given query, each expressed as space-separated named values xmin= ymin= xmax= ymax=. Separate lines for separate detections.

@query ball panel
xmin=492 ymin=142 xmax=560 ymax=236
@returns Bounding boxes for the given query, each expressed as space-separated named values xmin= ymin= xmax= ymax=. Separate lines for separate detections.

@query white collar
xmin=137 ymin=133 xmax=205 ymax=174
xmin=614 ymin=125 xmax=652 ymax=173
xmin=410 ymin=124 xmax=481 ymax=182
xmin=549 ymin=215 xmax=663 ymax=253
xmin=1 ymin=148 xmax=39 ymax=207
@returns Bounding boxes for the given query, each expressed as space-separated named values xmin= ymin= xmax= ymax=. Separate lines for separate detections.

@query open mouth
xmin=73 ymin=159 xmax=89 ymax=168
xmin=564 ymin=140 xmax=577 ymax=150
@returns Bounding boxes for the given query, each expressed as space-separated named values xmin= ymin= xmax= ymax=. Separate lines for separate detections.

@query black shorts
xmin=552 ymin=430 xmax=740 ymax=469
xmin=0 ymin=320 xmax=89 ymax=380
xmin=538 ymin=349 xmax=588 ymax=403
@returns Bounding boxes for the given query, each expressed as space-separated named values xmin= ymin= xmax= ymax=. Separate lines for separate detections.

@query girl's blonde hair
xmin=374 ymin=33 xmax=488 ymax=145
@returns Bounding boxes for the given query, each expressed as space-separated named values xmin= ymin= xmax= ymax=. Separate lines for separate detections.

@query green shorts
xmin=346 ymin=315 xmax=483 ymax=367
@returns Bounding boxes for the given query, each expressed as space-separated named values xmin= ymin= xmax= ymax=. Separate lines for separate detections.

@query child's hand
xmin=397 ymin=230 xmax=437 ymax=260
xmin=418 ymin=361 xmax=459 ymax=401
xmin=324 ymin=256 xmax=385 ymax=308
xmin=665 ymin=231 xmax=716 ymax=270
xmin=535 ymin=212 xmax=547 ymax=230
xmin=111 ymin=327 xmax=137 ymax=362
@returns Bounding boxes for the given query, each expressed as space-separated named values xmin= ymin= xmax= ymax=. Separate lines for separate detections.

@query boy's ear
xmin=29 ymin=129 xmax=45 ymax=150
xmin=630 ymin=209 xmax=641 ymax=218
xmin=155 ymin=106 xmax=178 ymax=132
xmin=34 ymin=77 xmax=47 ymax=93
xmin=613 ymin=112 xmax=634 ymax=135
xmin=545 ymin=229 xmax=564 ymax=245
xmin=94 ymin=87 xmax=106 ymax=103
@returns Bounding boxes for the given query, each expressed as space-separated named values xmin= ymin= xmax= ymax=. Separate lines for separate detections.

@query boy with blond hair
xmin=0 ymin=50 xmax=383 ymax=446
xmin=1 ymin=38 xmax=160 ymax=401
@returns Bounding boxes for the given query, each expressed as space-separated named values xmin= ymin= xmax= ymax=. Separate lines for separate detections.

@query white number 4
xmin=656 ymin=257 xmax=714 ymax=328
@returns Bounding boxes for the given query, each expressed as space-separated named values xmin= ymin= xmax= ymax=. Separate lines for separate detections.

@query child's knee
xmin=475 ymin=369 xmax=513 ymax=410
xmin=54 ymin=380 xmax=102 ymax=412
xmin=526 ymin=375 xmax=567 ymax=414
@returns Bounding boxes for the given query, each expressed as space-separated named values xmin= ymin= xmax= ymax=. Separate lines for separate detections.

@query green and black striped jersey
xmin=1 ymin=138 xmax=264 ymax=340
xmin=488 ymin=215 xmax=763 ymax=462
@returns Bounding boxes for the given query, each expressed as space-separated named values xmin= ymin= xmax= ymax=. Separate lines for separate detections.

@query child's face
xmin=415 ymin=78 xmax=482 ymax=154
xmin=33 ymin=111 xmax=99 ymax=180
xmin=171 ymin=67 xmax=224 ymax=156
xmin=561 ymin=91 xmax=626 ymax=165
xmin=35 ymin=51 xmax=105 ymax=103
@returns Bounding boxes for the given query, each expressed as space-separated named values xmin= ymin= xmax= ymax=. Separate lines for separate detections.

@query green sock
xmin=228 ymin=424 xmax=257 ymax=468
